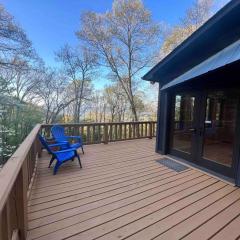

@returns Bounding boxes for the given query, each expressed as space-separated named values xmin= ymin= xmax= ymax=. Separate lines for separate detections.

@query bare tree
xmin=103 ymin=84 xmax=128 ymax=122
xmin=0 ymin=4 xmax=43 ymax=104
xmin=56 ymin=45 xmax=97 ymax=123
xmin=65 ymin=78 xmax=93 ymax=122
xmin=34 ymin=70 xmax=74 ymax=123
xmin=160 ymin=0 xmax=214 ymax=57
xmin=0 ymin=4 xmax=35 ymax=69
xmin=77 ymin=0 xmax=160 ymax=121
xmin=89 ymin=90 xmax=107 ymax=122
xmin=0 ymin=74 xmax=12 ymax=96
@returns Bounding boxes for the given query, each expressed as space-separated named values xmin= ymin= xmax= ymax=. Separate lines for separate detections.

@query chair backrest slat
xmin=38 ymin=134 xmax=53 ymax=154
xmin=51 ymin=125 xmax=68 ymax=142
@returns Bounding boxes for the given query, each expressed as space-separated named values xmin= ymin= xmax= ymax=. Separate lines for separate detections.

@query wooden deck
xmin=27 ymin=139 xmax=240 ymax=240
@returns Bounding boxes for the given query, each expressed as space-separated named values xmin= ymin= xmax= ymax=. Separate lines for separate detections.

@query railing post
xmin=37 ymin=137 xmax=42 ymax=158
xmin=149 ymin=122 xmax=153 ymax=139
xmin=104 ymin=123 xmax=108 ymax=144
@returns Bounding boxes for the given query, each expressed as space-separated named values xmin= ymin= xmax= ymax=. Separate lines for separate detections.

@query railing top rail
xmin=41 ymin=121 xmax=157 ymax=127
xmin=0 ymin=124 xmax=41 ymax=211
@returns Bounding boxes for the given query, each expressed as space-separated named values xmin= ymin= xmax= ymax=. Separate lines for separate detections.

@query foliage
xmin=0 ymin=97 xmax=43 ymax=165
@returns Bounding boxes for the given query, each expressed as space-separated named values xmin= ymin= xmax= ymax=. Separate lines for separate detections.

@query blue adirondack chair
xmin=51 ymin=125 xmax=84 ymax=154
xmin=38 ymin=134 xmax=82 ymax=175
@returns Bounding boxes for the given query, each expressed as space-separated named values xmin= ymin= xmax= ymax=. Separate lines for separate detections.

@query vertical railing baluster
xmin=104 ymin=123 xmax=108 ymax=144
xmin=15 ymin=161 xmax=28 ymax=240
xmin=115 ymin=124 xmax=118 ymax=141
xmin=133 ymin=123 xmax=135 ymax=139
xmin=119 ymin=124 xmax=122 ymax=140
xmin=6 ymin=194 xmax=16 ymax=239
xmin=124 ymin=124 xmax=127 ymax=140
xmin=87 ymin=125 xmax=90 ymax=144
xmin=93 ymin=125 xmax=96 ymax=143
xmin=80 ymin=126 xmax=83 ymax=144
xmin=109 ymin=124 xmax=112 ymax=142
xmin=98 ymin=125 xmax=101 ymax=143
xmin=149 ymin=122 xmax=153 ymax=139
xmin=129 ymin=123 xmax=132 ymax=139
xmin=153 ymin=122 xmax=155 ymax=136
xmin=0 ymin=204 xmax=8 ymax=240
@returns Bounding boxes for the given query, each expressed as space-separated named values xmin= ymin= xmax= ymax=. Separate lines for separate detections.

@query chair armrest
xmin=67 ymin=136 xmax=83 ymax=143
xmin=54 ymin=148 xmax=76 ymax=154
xmin=54 ymin=140 xmax=69 ymax=144
xmin=67 ymin=136 xmax=81 ymax=139
xmin=48 ymin=142 xmax=69 ymax=148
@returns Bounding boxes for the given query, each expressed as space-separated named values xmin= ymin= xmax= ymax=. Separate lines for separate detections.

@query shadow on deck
xmin=27 ymin=139 xmax=240 ymax=240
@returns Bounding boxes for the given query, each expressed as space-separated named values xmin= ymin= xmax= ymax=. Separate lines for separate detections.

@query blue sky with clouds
xmin=1 ymin=0 xmax=230 ymax=89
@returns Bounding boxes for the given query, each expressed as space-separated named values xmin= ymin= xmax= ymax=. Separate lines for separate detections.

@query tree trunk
xmin=128 ymin=95 xmax=138 ymax=121
xmin=131 ymin=104 xmax=138 ymax=121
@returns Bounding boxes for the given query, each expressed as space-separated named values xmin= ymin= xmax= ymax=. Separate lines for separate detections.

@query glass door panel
xmin=172 ymin=94 xmax=196 ymax=154
xmin=202 ymin=91 xmax=238 ymax=167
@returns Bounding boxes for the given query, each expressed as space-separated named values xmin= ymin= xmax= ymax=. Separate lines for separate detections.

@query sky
xmin=1 ymin=0 xmax=195 ymax=66
xmin=1 ymin=0 xmax=230 ymax=89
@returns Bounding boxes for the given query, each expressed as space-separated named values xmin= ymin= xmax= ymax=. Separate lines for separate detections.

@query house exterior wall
xmin=155 ymin=62 xmax=240 ymax=185
xmin=155 ymin=87 xmax=171 ymax=155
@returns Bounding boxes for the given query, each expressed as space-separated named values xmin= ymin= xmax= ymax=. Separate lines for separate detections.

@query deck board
xmin=27 ymin=139 xmax=240 ymax=240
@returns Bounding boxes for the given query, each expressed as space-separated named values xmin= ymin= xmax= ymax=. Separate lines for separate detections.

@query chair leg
xmin=49 ymin=156 xmax=55 ymax=168
xmin=76 ymin=153 xmax=82 ymax=168
xmin=81 ymin=146 xmax=84 ymax=154
xmin=53 ymin=161 xmax=62 ymax=175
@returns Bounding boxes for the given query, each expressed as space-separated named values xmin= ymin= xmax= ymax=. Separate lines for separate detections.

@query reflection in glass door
xmin=202 ymin=91 xmax=238 ymax=168
xmin=171 ymin=94 xmax=196 ymax=157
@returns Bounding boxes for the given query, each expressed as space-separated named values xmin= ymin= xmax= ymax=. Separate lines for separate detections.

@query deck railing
xmin=0 ymin=124 xmax=42 ymax=240
xmin=41 ymin=121 xmax=157 ymax=144
xmin=0 ymin=121 xmax=156 ymax=240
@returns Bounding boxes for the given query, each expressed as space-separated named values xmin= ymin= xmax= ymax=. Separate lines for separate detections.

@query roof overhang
xmin=161 ymin=39 xmax=240 ymax=90
xmin=142 ymin=0 xmax=240 ymax=85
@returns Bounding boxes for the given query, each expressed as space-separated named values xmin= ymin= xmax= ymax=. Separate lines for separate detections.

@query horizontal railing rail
xmin=0 ymin=121 xmax=156 ymax=240
xmin=41 ymin=121 xmax=157 ymax=145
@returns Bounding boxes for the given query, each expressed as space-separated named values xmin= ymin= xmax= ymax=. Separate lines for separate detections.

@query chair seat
xmin=70 ymin=143 xmax=81 ymax=149
xmin=56 ymin=151 xmax=75 ymax=162
xmin=59 ymin=142 xmax=81 ymax=150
